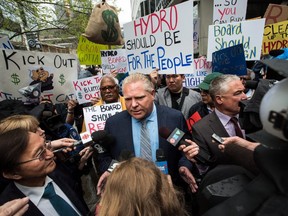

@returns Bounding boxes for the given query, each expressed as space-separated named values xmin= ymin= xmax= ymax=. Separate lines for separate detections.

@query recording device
xmin=159 ymin=127 xmax=214 ymax=165
xmin=212 ymin=133 xmax=224 ymax=144
xmin=91 ymin=130 xmax=115 ymax=154
xmin=18 ymin=83 xmax=41 ymax=105
xmin=155 ymin=148 xmax=169 ymax=174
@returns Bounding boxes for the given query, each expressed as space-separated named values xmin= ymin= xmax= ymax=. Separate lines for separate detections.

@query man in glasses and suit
xmin=0 ymin=128 xmax=90 ymax=216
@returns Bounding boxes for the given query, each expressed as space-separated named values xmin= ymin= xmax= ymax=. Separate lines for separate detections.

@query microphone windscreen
xmin=91 ymin=130 xmax=108 ymax=142
xmin=159 ymin=127 xmax=171 ymax=139
xmin=118 ymin=150 xmax=134 ymax=161
xmin=156 ymin=148 xmax=166 ymax=161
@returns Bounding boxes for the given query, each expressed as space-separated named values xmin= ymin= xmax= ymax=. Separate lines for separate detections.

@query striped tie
xmin=140 ymin=120 xmax=152 ymax=161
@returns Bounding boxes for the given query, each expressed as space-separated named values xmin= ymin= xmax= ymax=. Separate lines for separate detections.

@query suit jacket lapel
xmin=209 ymin=112 xmax=230 ymax=137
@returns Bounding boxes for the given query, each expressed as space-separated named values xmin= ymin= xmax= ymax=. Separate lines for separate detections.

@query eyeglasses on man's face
xmin=100 ymin=85 xmax=117 ymax=91
xmin=17 ymin=141 xmax=52 ymax=165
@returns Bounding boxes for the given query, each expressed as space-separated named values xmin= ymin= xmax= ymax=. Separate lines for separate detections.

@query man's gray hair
xmin=122 ymin=73 xmax=154 ymax=93
xmin=209 ymin=74 xmax=240 ymax=100
xmin=100 ymin=74 xmax=119 ymax=86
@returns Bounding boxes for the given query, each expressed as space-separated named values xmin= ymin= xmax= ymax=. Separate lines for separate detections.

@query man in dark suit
xmin=97 ymin=73 xmax=196 ymax=192
xmin=0 ymin=128 xmax=90 ymax=216
xmin=189 ymin=74 xmax=248 ymax=171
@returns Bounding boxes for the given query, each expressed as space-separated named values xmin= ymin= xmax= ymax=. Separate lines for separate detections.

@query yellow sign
xmin=262 ymin=20 xmax=288 ymax=55
xmin=77 ymin=36 xmax=110 ymax=65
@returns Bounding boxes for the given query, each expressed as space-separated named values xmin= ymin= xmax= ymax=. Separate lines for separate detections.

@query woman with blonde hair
xmin=98 ymin=157 xmax=188 ymax=216
xmin=0 ymin=114 xmax=76 ymax=150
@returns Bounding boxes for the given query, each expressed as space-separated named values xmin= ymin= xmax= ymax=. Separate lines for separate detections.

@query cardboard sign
xmin=207 ymin=19 xmax=265 ymax=61
xmin=212 ymin=44 xmax=247 ymax=76
xmin=0 ymin=48 xmax=78 ymax=103
xmin=264 ymin=4 xmax=288 ymax=25
xmin=183 ymin=58 xmax=212 ymax=88
xmin=262 ymin=20 xmax=288 ymax=55
xmin=123 ymin=1 xmax=194 ymax=74
xmin=83 ymin=102 xmax=122 ymax=134
xmin=194 ymin=18 xmax=200 ymax=54
xmin=72 ymin=75 xmax=102 ymax=104
xmin=100 ymin=49 xmax=128 ymax=74
xmin=77 ymin=35 xmax=111 ymax=65
xmin=213 ymin=0 xmax=248 ymax=24
xmin=0 ymin=37 xmax=14 ymax=49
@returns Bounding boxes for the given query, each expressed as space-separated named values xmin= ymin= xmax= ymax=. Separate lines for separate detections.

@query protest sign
xmin=0 ymin=37 xmax=14 ymax=49
xmin=77 ymin=35 xmax=111 ymax=65
xmin=213 ymin=0 xmax=248 ymax=24
xmin=100 ymin=49 xmax=128 ymax=74
xmin=264 ymin=4 xmax=288 ymax=25
xmin=72 ymin=75 xmax=102 ymax=104
xmin=207 ymin=18 xmax=265 ymax=61
xmin=194 ymin=18 xmax=200 ymax=54
xmin=262 ymin=20 xmax=288 ymax=55
xmin=212 ymin=44 xmax=246 ymax=76
xmin=123 ymin=1 xmax=194 ymax=74
xmin=183 ymin=58 xmax=212 ymax=88
xmin=0 ymin=48 xmax=78 ymax=103
xmin=83 ymin=102 xmax=122 ymax=134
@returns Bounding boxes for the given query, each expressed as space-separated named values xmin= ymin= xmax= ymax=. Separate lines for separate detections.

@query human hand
xmin=97 ymin=171 xmax=110 ymax=196
xmin=0 ymin=197 xmax=29 ymax=216
xmin=91 ymin=97 xmax=100 ymax=105
xmin=51 ymin=138 xmax=76 ymax=152
xmin=67 ymin=99 xmax=78 ymax=112
xmin=218 ymin=136 xmax=259 ymax=152
xmin=78 ymin=147 xmax=94 ymax=170
xmin=110 ymin=69 xmax=118 ymax=77
xmin=179 ymin=166 xmax=198 ymax=193
xmin=178 ymin=139 xmax=199 ymax=163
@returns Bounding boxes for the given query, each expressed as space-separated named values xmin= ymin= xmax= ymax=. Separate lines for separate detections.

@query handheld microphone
xmin=159 ymin=127 xmax=214 ymax=165
xmin=91 ymin=130 xmax=115 ymax=154
xmin=155 ymin=148 xmax=169 ymax=174
xmin=118 ymin=150 xmax=134 ymax=161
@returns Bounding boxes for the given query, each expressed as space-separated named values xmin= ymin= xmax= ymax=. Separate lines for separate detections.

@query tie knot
xmin=43 ymin=182 xmax=56 ymax=199
xmin=141 ymin=119 xmax=147 ymax=128
xmin=230 ymin=117 xmax=238 ymax=124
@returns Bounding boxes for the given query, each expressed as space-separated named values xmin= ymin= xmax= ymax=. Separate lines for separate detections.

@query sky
xmin=105 ymin=0 xmax=132 ymax=27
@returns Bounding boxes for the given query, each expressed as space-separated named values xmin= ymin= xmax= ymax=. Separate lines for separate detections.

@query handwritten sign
xmin=123 ymin=1 xmax=194 ymax=74
xmin=72 ymin=75 xmax=102 ymax=104
xmin=100 ymin=49 xmax=128 ymax=74
xmin=264 ymin=4 xmax=288 ymax=25
xmin=183 ymin=58 xmax=212 ymax=88
xmin=83 ymin=102 xmax=122 ymax=134
xmin=77 ymin=35 xmax=111 ymax=65
xmin=0 ymin=48 xmax=78 ymax=103
xmin=194 ymin=18 xmax=200 ymax=54
xmin=207 ymin=19 xmax=265 ymax=61
xmin=213 ymin=0 xmax=248 ymax=24
xmin=262 ymin=20 xmax=288 ymax=55
xmin=212 ymin=44 xmax=247 ymax=76
xmin=0 ymin=37 xmax=14 ymax=49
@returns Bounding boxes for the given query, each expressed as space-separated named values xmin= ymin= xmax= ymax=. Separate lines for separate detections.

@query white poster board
xmin=207 ymin=19 xmax=265 ymax=61
xmin=100 ymin=49 xmax=128 ymax=74
xmin=72 ymin=75 xmax=102 ymax=104
xmin=213 ymin=0 xmax=248 ymax=24
xmin=0 ymin=37 xmax=14 ymax=49
xmin=0 ymin=48 xmax=78 ymax=103
xmin=123 ymin=0 xmax=194 ymax=74
xmin=183 ymin=58 xmax=212 ymax=88
xmin=83 ymin=102 xmax=122 ymax=134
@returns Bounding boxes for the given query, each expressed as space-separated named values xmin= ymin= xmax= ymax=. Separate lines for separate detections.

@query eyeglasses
xmin=100 ymin=85 xmax=117 ymax=91
xmin=17 ymin=141 xmax=52 ymax=165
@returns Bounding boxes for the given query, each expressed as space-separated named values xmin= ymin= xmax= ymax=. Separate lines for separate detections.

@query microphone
xmin=91 ymin=130 xmax=115 ymax=154
xmin=118 ymin=150 xmax=134 ymax=161
xmin=159 ymin=127 xmax=214 ymax=165
xmin=155 ymin=148 xmax=168 ymax=174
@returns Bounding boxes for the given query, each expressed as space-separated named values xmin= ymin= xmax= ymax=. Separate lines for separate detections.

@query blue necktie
xmin=140 ymin=120 xmax=152 ymax=161
xmin=43 ymin=182 xmax=78 ymax=216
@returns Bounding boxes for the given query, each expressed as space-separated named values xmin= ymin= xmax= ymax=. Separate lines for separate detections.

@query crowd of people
xmin=0 ymin=59 xmax=287 ymax=216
